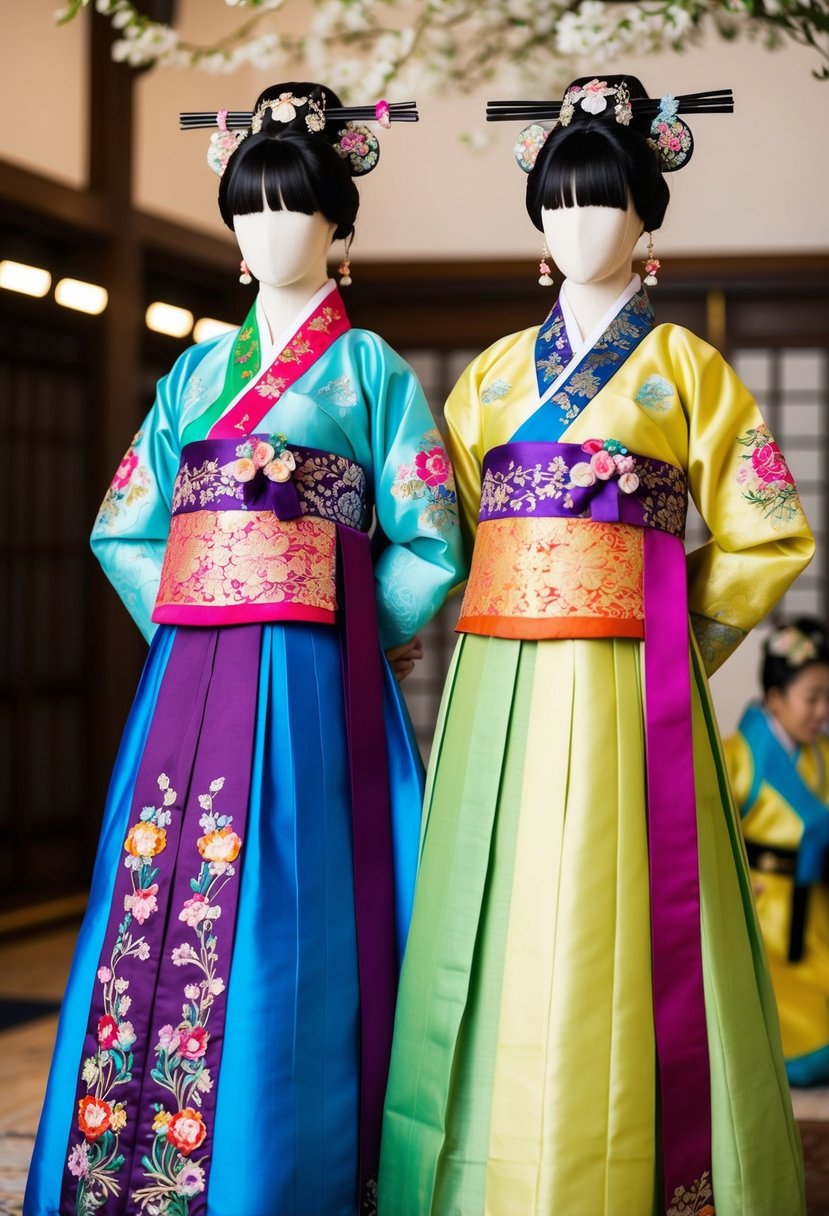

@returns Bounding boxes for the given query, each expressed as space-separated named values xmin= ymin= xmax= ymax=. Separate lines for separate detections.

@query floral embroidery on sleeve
xmin=635 ymin=374 xmax=675 ymax=413
xmin=391 ymin=428 xmax=458 ymax=534
xmin=735 ymin=424 xmax=803 ymax=529
xmin=95 ymin=433 xmax=151 ymax=528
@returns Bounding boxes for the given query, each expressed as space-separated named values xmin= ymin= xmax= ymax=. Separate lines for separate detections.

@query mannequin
xmin=724 ymin=617 xmax=829 ymax=1087
xmin=379 ymin=75 xmax=811 ymax=1216
xmin=25 ymin=82 xmax=463 ymax=1216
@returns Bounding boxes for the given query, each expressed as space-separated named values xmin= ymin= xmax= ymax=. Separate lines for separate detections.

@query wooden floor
xmin=2 ymin=924 xmax=828 ymax=1216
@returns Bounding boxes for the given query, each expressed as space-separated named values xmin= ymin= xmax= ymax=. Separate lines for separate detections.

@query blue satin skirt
xmin=24 ymin=623 xmax=423 ymax=1216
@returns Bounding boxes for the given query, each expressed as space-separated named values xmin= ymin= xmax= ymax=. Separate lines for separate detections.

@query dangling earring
xmin=538 ymin=242 xmax=554 ymax=288
xmin=239 ymin=259 xmax=252 ymax=286
xmin=643 ymin=234 xmax=660 ymax=287
xmin=338 ymin=236 xmax=353 ymax=287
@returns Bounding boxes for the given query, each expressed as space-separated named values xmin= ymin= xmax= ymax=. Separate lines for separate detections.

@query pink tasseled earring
xmin=239 ymin=259 xmax=252 ymax=286
xmin=538 ymin=242 xmax=554 ymax=287
xmin=643 ymin=234 xmax=661 ymax=287
xmin=338 ymin=236 xmax=353 ymax=287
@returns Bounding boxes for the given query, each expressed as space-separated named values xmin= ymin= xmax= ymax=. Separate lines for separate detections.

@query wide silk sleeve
xmin=364 ymin=339 xmax=467 ymax=649
xmin=674 ymin=330 xmax=815 ymax=675
xmin=721 ymin=731 xmax=753 ymax=817
xmin=443 ymin=354 xmax=484 ymax=563
xmin=89 ymin=353 xmax=189 ymax=643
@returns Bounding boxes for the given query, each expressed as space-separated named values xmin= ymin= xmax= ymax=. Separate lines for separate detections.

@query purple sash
xmin=475 ymin=441 xmax=713 ymax=1211
xmin=62 ymin=442 xmax=395 ymax=1214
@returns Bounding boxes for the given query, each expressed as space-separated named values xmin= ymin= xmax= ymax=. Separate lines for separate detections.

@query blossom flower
xmin=114 ymin=978 xmax=129 ymax=994
xmin=179 ymin=1025 xmax=210 ymax=1060
xmin=112 ymin=449 xmax=138 ymax=491
xmin=751 ymin=440 xmax=793 ymax=485
xmin=229 ymin=457 xmax=257 ymax=482
xmin=81 ymin=1056 xmax=99 ymax=1085
xmin=97 ymin=966 xmax=112 ymax=984
xmin=252 ymin=441 xmax=275 ymax=467
xmin=153 ymin=1108 xmax=172 ymax=1134
xmin=208 ymin=977 xmax=226 ymax=996
xmin=176 ymin=1162 xmax=207 ymax=1197
xmin=110 ymin=1102 xmax=127 ymax=1132
xmin=124 ymin=821 xmax=167 ymax=858
xmin=263 ymin=455 xmax=295 ymax=482
xmin=196 ymin=1068 xmax=214 ymax=1093
xmin=414 ymin=447 xmax=451 ymax=487
xmin=569 ymin=462 xmax=596 ymax=488
xmin=136 ymin=941 xmax=151 ymax=961
xmin=78 ymin=1095 xmax=113 ymax=1141
xmin=179 ymin=894 xmax=210 ymax=927
xmin=118 ymin=995 xmax=132 ymax=1016
xmin=124 ymin=883 xmax=159 ymax=924
xmin=97 ymin=1014 xmax=119 ymax=1049
xmin=171 ymin=943 xmax=197 ymax=966
xmin=166 ymin=1108 xmax=207 ymax=1155
xmin=618 ymin=472 xmax=640 ymax=494
xmin=117 ymin=1020 xmax=136 ymax=1049
xmin=613 ymin=454 xmax=635 ymax=474
xmin=197 ymin=826 xmax=243 ymax=863
xmin=157 ymin=1024 xmax=179 ymax=1052
xmin=581 ymin=438 xmax=604 ymax=454
xmin=590 ymin=450 xmax=617 ymax=479
xmin=67 ymin=1141 xmax=90 ymax=1178
xmin=184 ymin=983 xmax=201 ymax=1000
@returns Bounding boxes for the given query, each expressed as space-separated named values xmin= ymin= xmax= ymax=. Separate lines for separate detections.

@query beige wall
xmin=1 ymin=1 xmax=828 ymax=261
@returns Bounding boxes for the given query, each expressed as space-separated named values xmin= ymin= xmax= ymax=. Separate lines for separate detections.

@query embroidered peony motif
xmin=636 ymin=374 xmax=675 ymax=413
xmin=95 ymin=432 xmax=151 ymax=528
xmin=735 ymin=424 xmax=802 ymax=529
xmin=131 ymin=776 xmax=240 ymax=1213
xmin=391 ymin=429 xmax=458 ymax=534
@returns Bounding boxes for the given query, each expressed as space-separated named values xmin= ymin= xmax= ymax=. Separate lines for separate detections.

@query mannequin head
xmin=526 ymin=75 xmax=670 ymax=240
xmin=542 ymin=198 xmax=642 ymax=285
xmin=234 ymin=208 xmax=336 ymax=290
xmin=218 ymin=82 xmax=360 ymax=243
xmin=763 ymin=618 xmax=829 ymax=746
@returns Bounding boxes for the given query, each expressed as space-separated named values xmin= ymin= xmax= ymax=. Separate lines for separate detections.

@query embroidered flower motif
xmin=67 ymin=1141 xmax=90 ymax=1178
xmin=197 ymin=826 xmax=243 ymax=863
xmin=635 ymin=375 xmax=675 ymax=413
xmin=166 ymin=1108 xmax=207 ymax=1156
xmin=77 ymin=1096 xmax=113 ymax=1142
xmin=176 ymin=1162 xmax=207 ymax=1197
xmin=736 ymin=423 xmax=802 ymax=529
xmin=255 ymin=371 xmax=290 ymax=399
xmin=97 ymin=1015 xmax=119 ymax=1049
xmin=95 ymin=433 xmax=151 ymax=528
xmin=124 ymin=883 xmax=159 ymax=925
xmin=317 ymin=375 xmax=358 ymax=414
xmin=666 ymin=1168 xmax=714 ymax=1216
xmin=178 ymin=1025 xmax=210 ymax=1060
xmin=124 ymin=821 xmax=167 ymax=859
xmin=390 ymin=429 xmax=458 ymax=534
xmin=481 ymin=378 xmax=512 ymax=405
xmin=179 ymin=894 xmax=210 ymax=927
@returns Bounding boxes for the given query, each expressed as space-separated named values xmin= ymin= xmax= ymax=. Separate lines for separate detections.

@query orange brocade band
xmin=457 ymin=516 xmax=645 ymax=639
xmin=153 ymin=509 xmax=338 ymax=625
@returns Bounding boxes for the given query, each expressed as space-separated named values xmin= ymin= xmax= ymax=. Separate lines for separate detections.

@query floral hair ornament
xmin=767 ymin=625 xmax=821 ymax=667
xmin=488 ymin=84 xmax=733 ymax=175
xmin=181 ymin=97 xmax=418 ymax=179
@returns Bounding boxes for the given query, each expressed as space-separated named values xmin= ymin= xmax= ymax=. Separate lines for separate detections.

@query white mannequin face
xmin=233 ymin=205 xmax=337 ymax=288
xmin=542 ymin=197 xmax=643 ymax=284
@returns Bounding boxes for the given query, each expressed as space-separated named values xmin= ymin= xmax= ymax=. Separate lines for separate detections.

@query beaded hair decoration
xmin=486 ymin=80 xmax=734 ymax=174
xmin=767 ymin=625 xmax=824 ymax=668
xmin=180 ymin=93 xmax=417 ymax=178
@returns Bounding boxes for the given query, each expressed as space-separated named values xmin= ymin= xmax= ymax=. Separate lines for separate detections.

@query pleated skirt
xmin=379 ymin=634 xmax=805 ymax=1216
xmin=25 ymin=622 xmax=423 ymax=1216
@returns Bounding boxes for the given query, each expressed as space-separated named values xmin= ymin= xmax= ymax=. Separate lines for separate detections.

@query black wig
xmin=762 ymin=617 xmax=829 ymax=695
xmin=526 ymin=75 xmax=670 ymax=233
xmin=218 ymin=82 xmax=359 ymax=239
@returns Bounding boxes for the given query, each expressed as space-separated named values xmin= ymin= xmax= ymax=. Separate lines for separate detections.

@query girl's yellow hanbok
xmin=725 ymin=708 xmax=829 ymax=1085
xmin=379 ymin=275 xmax=813 ymax=1216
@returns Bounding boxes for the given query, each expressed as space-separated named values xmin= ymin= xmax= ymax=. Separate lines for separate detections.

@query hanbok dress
xmin=25 ymin=280 xmax=464 ymax=1216
xmin=379 ymin=275 xmax=813 ymax=1216
xmin=724 ymin=706 xmax=829 ymax=1086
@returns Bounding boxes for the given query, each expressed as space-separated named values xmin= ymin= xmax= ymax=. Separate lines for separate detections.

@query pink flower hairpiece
xmin=767 ymin=626 xmax=820 ymax=667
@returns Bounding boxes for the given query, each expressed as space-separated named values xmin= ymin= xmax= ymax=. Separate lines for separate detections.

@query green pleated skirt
xmin=379 ymin=634 xmax=805 ymax=1216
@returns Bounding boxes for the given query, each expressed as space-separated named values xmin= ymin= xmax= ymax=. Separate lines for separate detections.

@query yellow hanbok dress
xmin=379 ymin=278 xmax=813 ymax=1216
xmin=724 ymin=709 xmax=829 ymax=1085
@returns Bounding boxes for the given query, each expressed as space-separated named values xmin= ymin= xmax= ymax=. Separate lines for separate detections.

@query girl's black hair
xmin=762 ymin=616 xmax=829 ymax=695
xmin=526 ymin=75 xmax=669 ymax=233
xmin=218 ymin=82 xmax=359 ymax=239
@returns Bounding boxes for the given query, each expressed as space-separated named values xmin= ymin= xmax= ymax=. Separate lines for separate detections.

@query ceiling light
xmin=0 ymin=259 xmax=51 ymax=298
xmin=55 ymin=277 xmax=108 ymax=315
xmin=145 ymin=302 xmax=194 ymax=339
xmin=193 ymin=316 xmax=236 ymax=343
